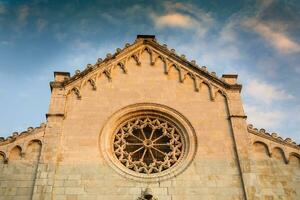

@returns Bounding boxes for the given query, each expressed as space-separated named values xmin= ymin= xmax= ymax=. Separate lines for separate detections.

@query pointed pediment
xmin=50 ymin=35 xmax=242 ymax=99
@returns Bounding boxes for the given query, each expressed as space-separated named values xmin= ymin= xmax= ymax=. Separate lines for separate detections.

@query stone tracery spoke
xmin=140 ymin=128 xmax=147 ymax=140
xmin=148 ymin=148 xmax=156 ymax=161
xmin=152 ymin=134 xmax=164 ymax=143
xmin=127 ymin=143 xmax=143 ymax=145
xmin=129 ymin=134 xmax=144 ymax=143
xmin=140 ymin=148 xmax=147 ymax=161
xmin=151 ymin=146 xmax=167 ymax=156
xmin=130 ymin=146 xmax=144 ymax=155
xmin=152 ymin=143 xmax=169 ymax=146
xmin=149 ymin=128 xmax=155 ymax=140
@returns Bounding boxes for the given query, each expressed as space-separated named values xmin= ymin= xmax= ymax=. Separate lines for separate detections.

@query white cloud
xmin=154 ymin=12 xmax=196 ymax=29
xmin=163 ymin=1 xmax=213 ymax=25
xmin=244 ymin=104 xmax=285 ymax=129
xmin=245 ymin=101 xmax=298 ymax=142
xmin=245 ymin=79 xmax=294 ymax=104
xmin=151 ymin=2 xmax=214 ymax=37
xmin=244 ymin=19 xmax=300 ymax=53
xmin=238 ymin=0 xmax=300 ymax=54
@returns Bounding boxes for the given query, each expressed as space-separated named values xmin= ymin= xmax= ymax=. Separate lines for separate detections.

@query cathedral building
xmin=0 ymin=35 xmax=299 ymax=200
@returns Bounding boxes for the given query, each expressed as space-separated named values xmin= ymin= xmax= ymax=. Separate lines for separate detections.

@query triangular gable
xmin=51 ymin=35 xmax=242 ymax=100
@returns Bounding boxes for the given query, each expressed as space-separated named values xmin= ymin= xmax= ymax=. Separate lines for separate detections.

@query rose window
xmin=113 ymin=116 xmax=183 ymax=174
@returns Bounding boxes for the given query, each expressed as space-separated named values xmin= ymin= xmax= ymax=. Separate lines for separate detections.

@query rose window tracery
xmin=113 ymin=116 xmax=183 ymax=174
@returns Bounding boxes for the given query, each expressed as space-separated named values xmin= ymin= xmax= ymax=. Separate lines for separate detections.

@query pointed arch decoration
xmin=71 ymin=87 xmax=81 ymax=99
xmin=116 ymin=62 xmax=127 ymax=74
xmin=0 ymin=151 xmax=7 ymax=163
xmin=130 ymin=54 xmax=141 ymax=66
xmin=288 ymin=152 xmax=300 ymax=165
xmin=8 ymin=145 xmax=22 ymax=161
xmin=87 ymin=78 xmax=97 ymax=90
xmin=167 ymin=63 xmax=183 ymax=82
xmin=141 ymin=46 xmax=153 ymax=65
xmin=182 ymin=72 xmax=199 ymax=92
xmin=271 ymin=147 xmax=288 ymax=164
xmin=103 ymin=67 xmax=112 ymax=80
xmin=63 ymin=45 xmax=228 ymax=103
xmin=253 ymin=141 xmax=271 ymax=157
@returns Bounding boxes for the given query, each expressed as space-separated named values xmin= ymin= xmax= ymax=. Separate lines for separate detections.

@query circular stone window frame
xmin=99 ymin=103 xmax=197 ymax=182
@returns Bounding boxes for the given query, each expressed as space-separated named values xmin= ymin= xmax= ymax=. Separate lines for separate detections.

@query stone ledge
xmin=0 ymin=123 xmax=45 ymax=146
xmin=247 ymin=124 xmax=300 ymax=150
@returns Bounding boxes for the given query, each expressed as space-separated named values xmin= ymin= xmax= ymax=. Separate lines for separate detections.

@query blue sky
xmin=0 ymin=0 xmax=299 ymax=143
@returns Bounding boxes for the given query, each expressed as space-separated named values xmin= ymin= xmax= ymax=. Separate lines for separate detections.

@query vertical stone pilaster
xmin=32 ymin=72 xmax=69 ymax=200
xmin=226 ymin=87 xmax=260 ymax=200
xmin=222 ymin=75 xmax=260 ymax=200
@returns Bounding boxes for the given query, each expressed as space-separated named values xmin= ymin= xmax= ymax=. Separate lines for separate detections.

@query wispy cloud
xmin=244 ymin=104 xmax=285 ymax=129
xmin=0 ymin=3 xmax=6 ymax=14
xmin=72 ymin=39 xmax=93 ymax=50
xmin=244 ymin=18 xmax=300 ymax=53
xmin=244 ymin=94 xmax=299 ymax=141
xmin=245 ymin=78 xmax=294 ymax=104
xmin=240 ymin=0 xmax=300 ymax=54
xmin=55 ymin=32 xmax=68 ymax=41
xmin=153 ymin=12 xmax=196 ymax=29
xmin=151 ymin=2 xmax=214 ymax=37
xmin=257 ymin=0 xmax=275 ymax=9
xmin=219 ymin=20 xmax=238 ymax=43
xmin=17 ymin=5 xmax=29 ymax=26
xmin=36 ymin=18 xmax=47 ymax=32
xmin=163 ymin=1 xmax=213 ymax=25
xmin=61 ymin=39 xmax=120 ymax=71
xmin=1 ymin=40 xmax=13 ymax=46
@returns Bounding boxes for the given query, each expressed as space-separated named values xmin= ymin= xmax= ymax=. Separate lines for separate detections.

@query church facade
xmin=0 ymin=35 xmax=299 ymax=200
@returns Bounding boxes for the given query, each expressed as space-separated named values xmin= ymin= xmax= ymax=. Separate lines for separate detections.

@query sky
xmin=0 ymin=0 xmax=299 ymax=143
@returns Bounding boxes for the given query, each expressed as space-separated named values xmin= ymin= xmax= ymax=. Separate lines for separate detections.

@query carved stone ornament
xmin=100 ymin=103 xmax=197 ymax=182
xmin=113 ymin=116 xmax=183 ymax=174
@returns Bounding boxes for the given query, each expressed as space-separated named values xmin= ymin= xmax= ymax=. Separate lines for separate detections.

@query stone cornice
xmin=142 ymin=39 xmax=242 ymax=92
xmin=50 ymin=81 xmax=64 ymax=91
xmin=229 ymin=115 xmax=247 ymax=119
xmin=46 ymin=113 xmax=65 ymax=118
xmin=54 ymin=71 xmax=70 ymax=78
xmin=0 ymin=123 xmax=46 ymax=146
xmin=60 ymin=41 xmax=138 ymax=88
xmin=248 ymin=124 xmax=300 ymax=151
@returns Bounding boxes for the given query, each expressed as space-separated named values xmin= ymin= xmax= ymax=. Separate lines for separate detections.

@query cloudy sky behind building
xmin=0 ymin=0 xmax=299 ymax=142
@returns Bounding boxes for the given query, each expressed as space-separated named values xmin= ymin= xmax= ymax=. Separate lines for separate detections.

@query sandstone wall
xmin=47 ymin=49 xmax=245 ymax=200
xmin=249 ymin=128 xmax=300 ymax=199
xmin=0 ymin=127 xmax=44 ymax=200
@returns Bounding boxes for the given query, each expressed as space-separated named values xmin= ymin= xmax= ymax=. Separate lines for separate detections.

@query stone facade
xmin=0 ymin=35 xmax=299 ymax=200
